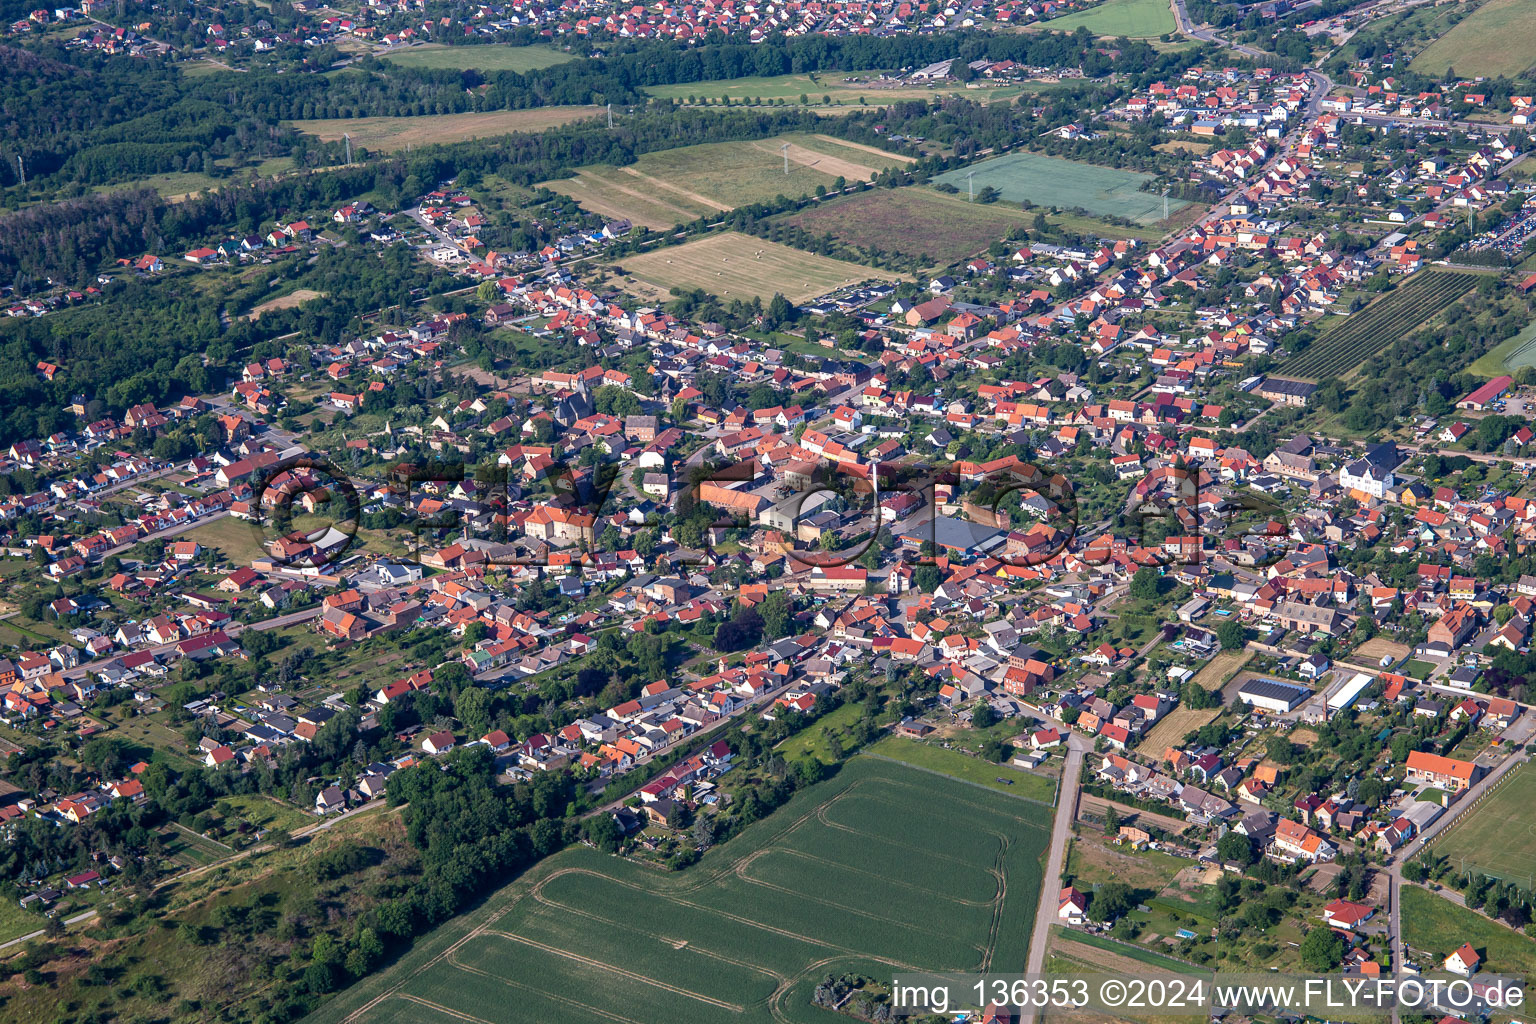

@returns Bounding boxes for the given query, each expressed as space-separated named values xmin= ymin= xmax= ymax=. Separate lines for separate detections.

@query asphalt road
xmin=60 ymin=605 xmax=323 ymax=682
xmin=1017 ymin=706 xmax=1091 ymax=1022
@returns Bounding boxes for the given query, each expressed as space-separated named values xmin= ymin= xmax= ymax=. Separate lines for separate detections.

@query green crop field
xmin=932 ymin=153 xmax=1187 ymax=226
xmin=612 ymin=231 xmax=905 ymax=304
xmin=1431 ymin=763 xmax=1536 ymax=888
xmin=1410 ymin=0 xmax=1536 ymax=79
xmin=1039 ymin=0 xmax=1177 ymax=38
xmin=1284 ymin=269 xmax=1480 ymax=380
xmin=1401 ymin=885 xmax=1536 ymax=976
xmin=543 ymin=133 xmax=911 ymax=229
xmin=304 ymin=757 xmax=1052 ymax=1024
xmin=381 ymin=43 xmax=575 ymax=73
xmin=1469 ymin=319 xmax=1536 ymax=378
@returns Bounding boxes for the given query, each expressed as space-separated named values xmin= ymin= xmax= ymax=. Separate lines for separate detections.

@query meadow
xmin=381 ymin=43 xmax=575 ymax=73
xmin=1410 ymin=0 xmax=1536 ymax=79
xmin=643 ymin=71 xmax=1065 ymax=106
xmin=866 ymin=735 xmax=1059 ymax=804
xmin=184 ymin=513 xmax=272 ymax=566
xmin=1401 ymin=885 xmax=1536 ymax=976
xmin=1284 ymin=269 xmax=1480 ymax=380
xmin=543 ymin=133 xmax=911 ymax=229
xmin=932 ymin=153 xmax=1187 ymax=225
xmin=611 ymin=232 xmax=905 ymax=304
xmin=1038 ymin=0 xmax=1177 ymax=38
xmin=779 ymin=186 xmax=1036 ymax=266
xmin=304 ymin=756 xmax=1053 ymax=1024
xmin=1431 ymin=762 xmax=1536 ymax=888
xmin=289 ymin=108 xmax=605 ymax=152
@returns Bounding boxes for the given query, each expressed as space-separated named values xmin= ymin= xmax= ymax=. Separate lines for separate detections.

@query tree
xmin=1300 ymin=926 xmax=1344 ymax=970
xmin=1265 ymin=735 xmax=1298 ymax=765
xmin=1216 ymin=620 xmax=1247 ymax=652
xmin=914 ymin=566 xmax=943 ymax=593
xmin=1217 ymin=830 xmax=1254 ymax=865
xmin=1090 ymin=882 xmax=1134 ymax=923
xmin=760 ymin=590 xmax=794 ymax=639
xmin=763 ymin=293 xmax=793 ymax=330
xmin=583 ymin=814 xmax=623 ymax=853
xmin=453 ymin=687 xmax=493 ymax=739
xmin=1103 ymin=805 xmax=1121 ymax=836
xmin=972 ymin=703 xmax=997 ymax=729
xmin=692 ymin=814 xmax=714 ymax=851
xmin=1130 ymin=567 xmax=1161 ymax=601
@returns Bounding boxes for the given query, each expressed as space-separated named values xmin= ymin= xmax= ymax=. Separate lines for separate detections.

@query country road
xmin=1022 ymin=712 xmax=1090 ymax=1023
xmin=60 ymin=605 xmax=323 ymax=682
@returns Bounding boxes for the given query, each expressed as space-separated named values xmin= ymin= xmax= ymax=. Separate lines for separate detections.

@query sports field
xmin=932 ymin=153 xmax=1187 ymax=226
xmin=612 ymin=232 xmax=905 ymax=304
xmin=1040 ymin=0 xmax=1177 ymax=38
xmin=304 ymin=757 xmax=1052 ymax=1024
xmin=381 ymin=43 xmax=575 ymax=73
xmin=289 ymin=108 xmax=605 ymax=152
xmin=543 ymin=133 xmax=911 ymax=229
xmin=1410 ymin=0 xmax=1536 ymax=79
xmin=1432 ymin=762 xmax=1536 ymax=888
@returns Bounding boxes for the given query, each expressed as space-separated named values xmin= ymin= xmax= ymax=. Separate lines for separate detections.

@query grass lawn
xmin=214 ymin=793 xmax=314 ymax=834
xmin=1064 ymin=829 xmax=1191 ymax=893
xmin=932 ymin=152 xmax=1187 ymax=226
xmin=1402 ymin=659 xmax=1435 ymax=680
xmin=167 ymin=823 xmax=233 ymax=863
xmin=304 ymin=756 xmax=1053 ymax=1024
xmin=866 ymin=735 xmax=1057 ymax=804
xmin=184 ymin=514 xmax=271 ymax=567
xmin=112 ymin=710 xmax=203 ymax=767
xmin=289 ymin=107 xmax=605 ymax=152
xmin=611 ymin=231 xmax=906 ymax=305
xmin=381 ymin=43 xmax=575 ymax=73
xmin=0 ymin=901 xmax=47 ymax=945
xmin=1401 ymin=885 xmax=1536 ymax=975
xmin=1410 ymin=0 xmax=1536 ymax=78
xmin=1432 ymin=762 xmax=1536 ymax=887
xmin=775 ymin=701 xmax=865 ymax=763
xmin=93 ymin=170 xmax=219 ymax=201
xmin=1039 ymin=0 xmax=1177 ymax=37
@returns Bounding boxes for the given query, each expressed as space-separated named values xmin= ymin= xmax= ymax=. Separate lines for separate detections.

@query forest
xmin=0 ymin=28 xmax=1212 ymax=195
xmin=0 ymin=242 xmax=447 ymax=446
